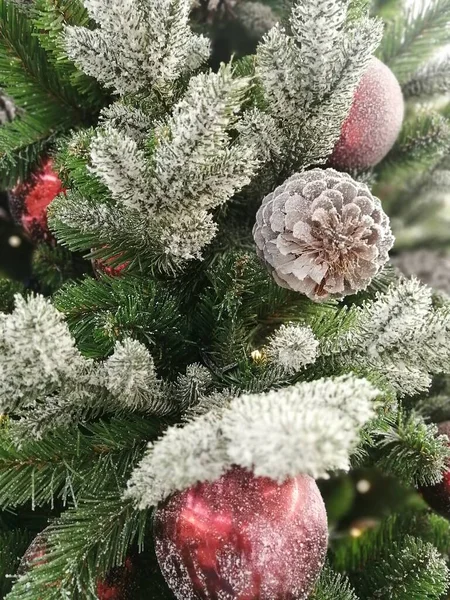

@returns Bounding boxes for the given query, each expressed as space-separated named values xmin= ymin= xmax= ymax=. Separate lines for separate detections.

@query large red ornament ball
xmin=329 ymin=57 xmax=404 ymax=170
xmin=8 ymin=158 xmax=65 ymax=243
xmin=154 ymin=466 xmax=328 ymax=600
xmin=419 ymin=421 xmax=450 ymax=518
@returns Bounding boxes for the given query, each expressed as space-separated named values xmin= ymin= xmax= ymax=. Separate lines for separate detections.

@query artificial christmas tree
xmin=2 ymin=0 xmax=450 ymax=599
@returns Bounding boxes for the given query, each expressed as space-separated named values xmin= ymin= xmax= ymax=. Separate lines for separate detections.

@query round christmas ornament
xmin=96 ymin=557 xmax=137 ymax=600
xmin=329 ymin=57 xmax=404 ymax=170
xmin=17 ymin=529 xmax=49 ymax=576
xmin=8 ymin=158 xmax=65 ymax=243
xmin=253 ymin=168 xmax=394 ymax=301
xmin=154 ymin=466 xmax=328 ymax=600
xmin=419 ymin=421 xmax=450 ymax=519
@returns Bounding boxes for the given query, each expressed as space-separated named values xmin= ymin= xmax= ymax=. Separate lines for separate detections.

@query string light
xmin=251 ymin=349 xmax=264 ymax=362
xmin=356 ymin=479 xmax=371 ymax=494
xmin=350 ymin=527 xmax=363 ymax=538
xmin=8 ymin=235 xmax=22 ymax=248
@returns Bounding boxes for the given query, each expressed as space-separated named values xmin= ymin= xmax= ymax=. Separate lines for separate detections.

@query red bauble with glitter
xmin=96 ymin=557 xmax=138 ymax=600
xmin=8 ymin=158 xmax=65 ymax=243
xmin=154 ymin=466 xmax=328 ymax=600
xmin=329 ymin=57 xmax=404 ymax=170
xmin=419 ymin=421 xmax=450 ymax=518
xmin=18 ymin=529 xmax=49 ymax=576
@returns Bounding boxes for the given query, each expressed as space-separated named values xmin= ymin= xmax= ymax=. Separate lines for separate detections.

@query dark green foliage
xmin=32 ymin=243 xmax=90 ymax=293
xmin=191 ymin=250 xmax=331 ymax=365
xmin=0 ymin=417 xmax=160 ymax=509
xmin=0 ymin=0 xmax=106 ymax=188
xmin=334 ymin=511 xmax=450 ymax=571
xmin=0 ymin=277 xmax=25 ymax=311
xmin=333 ymin=512 xmax=450 ymax=599
xmin=366 ymin=411 xmax=450 ymax=487
xmin=0 ymin=529 xmax=31 ymax=597
xmin=54 ymin=275 xmax=189 ymax=373
xmin=355 ymin=536 xmax=449 ymax=598
xmin=6 ymin=494 xmax=149 ymax=600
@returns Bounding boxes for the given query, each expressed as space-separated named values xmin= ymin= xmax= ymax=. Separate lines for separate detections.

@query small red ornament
xmin=154 ymin=466 xmax=328 ymax=600
xmin=96 ymin=557 xmax=137 ymax=600
xmin=329 ymin=57 xmax=404 ymax=170
xmin=18 ymin=529 xmax=49 ymax=576
xmin=8 ymin=158 xmax=65 ymax=243
xmin=419 ymin=421 xmax=450 ymax=518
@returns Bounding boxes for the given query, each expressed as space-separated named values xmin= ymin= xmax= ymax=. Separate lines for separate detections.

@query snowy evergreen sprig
xmin=403 ymin=53 xmax=450 ymax=99
xmin=321 ymin=278 xmax=450 ymax=396
xmin=87 ymin=64 xmax=259 ymax=262
xmin=126 ymin=374 xmax=379 ymax=508
xmin=266 ymin=323 xmax=319 ymax=373
xmin=0 ymin=295 xmax=172 ymax=437
xmin=65 ymin=0 xmax=210 ymax=96
xmin=101 ymin=338 xmax=168 ymax=412
xmin=90 ymin=125 xmax=149 ymax=213
xmin=0 ymin=294 xmax=84 ymax=412
xmin=253 ymin=0 xmax=383 ymax=168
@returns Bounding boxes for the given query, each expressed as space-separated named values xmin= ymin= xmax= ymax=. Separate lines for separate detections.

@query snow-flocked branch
xmin=126 ymin=374 xmax=379 ymax=508
xmin=0 ymin=295 xmax=172 ymax=438
xmin=65 ymin=0 xmax=210 ymax=96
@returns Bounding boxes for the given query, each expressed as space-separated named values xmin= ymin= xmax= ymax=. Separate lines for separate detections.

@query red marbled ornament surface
xmin=9 ymin=159 xmax=65 ymax=243
xmin=329 ymin=57 xmax=404 ymax=170
xmin=154 ymin=466 xmax=328 ymax=599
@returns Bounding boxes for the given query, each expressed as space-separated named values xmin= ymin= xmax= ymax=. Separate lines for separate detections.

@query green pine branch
xmin=0 ymin=529 xmax=31 ymax=598
xmin=0 ymin=417 xmax=160 ymax=510
xmin=377 ymin=0 xmax=450 ymax=84
xmin=0 ymin=0 xmax=102 ymax=187
xmin=368 ymin=411 xmax=450 ymax=488
xmin=31 ymin=0 xmax=109 ymax=111
xmin=54 ymin=276 xmax=189 ymax=373
xmin=7 ymin=494 xmax=149 ymax=600
xmin=373 ymin=111 xmax=450 ymax=218
xmin=0 ymin=278 xmax=26 ymax=313
xmin=310 ymin=564 xmax=359 ymax=600
xmin=333 ymin=511 xmax=450 ymax=599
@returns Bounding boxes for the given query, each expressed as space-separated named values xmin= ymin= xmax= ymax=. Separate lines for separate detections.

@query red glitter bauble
xmin=419 ymin=422 xmax=450 ymax=518
xmin=92 ymin=251 xmax=129 ymax=278
xmin=329 ymin=57 xmax=404 ymax=170
xmin=18 ymin=529 xmax=49 ymax=576
xmin=8 ymin=159 xmax=65 ymax=243
xmin=96 ymin=557 xmax=137 ymax=600
xmin=154 ymin=466 xmax=328 ymax=600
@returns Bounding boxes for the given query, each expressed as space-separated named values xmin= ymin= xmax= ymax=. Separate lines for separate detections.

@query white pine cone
xmin=253 ymin=168 xmax=394 ymax=302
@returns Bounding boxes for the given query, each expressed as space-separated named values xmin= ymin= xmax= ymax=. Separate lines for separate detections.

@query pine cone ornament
xmin=253 ymin=168 xmax=394 ymax=301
